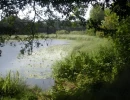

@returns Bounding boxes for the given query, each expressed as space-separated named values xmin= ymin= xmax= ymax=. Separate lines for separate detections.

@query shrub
xmin=96 ymin=31 xmax=104 ymax=37
xmin=56 ymin=30 xmax=69 ymax=34
xmin=69 ymin=31 xmax=85 ymax=34
xmin=53 ymin=45 xmax=118 ymax=82
xmin=86 ymin=28 xmax=95 ymax=36
xmin=114 ymin=16 xmax=130 ymax=64
xmin=52 ymin=43 xmax=120 ymax=100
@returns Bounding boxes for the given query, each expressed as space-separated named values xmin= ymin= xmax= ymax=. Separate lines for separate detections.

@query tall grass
xmin=0 ymin=71 xmax=24 ymax=97
xmin=56 ymin=30 xmax=69 ymax=34
xmin=0 ymin=71 xmax=51 ymax=100
xmin=47 ymin=34 xmax=102 ymax=41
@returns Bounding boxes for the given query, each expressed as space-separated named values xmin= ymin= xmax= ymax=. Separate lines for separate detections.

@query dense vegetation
xmin=50 ymin=5 xmax=130 ymax=100
xmin=50 ymin=3 xmax=130 ymax=100
xmin=0 ymin=0 xmax=130 ymax=100
xmin=0 ymin=71 xmax=51 ymax=100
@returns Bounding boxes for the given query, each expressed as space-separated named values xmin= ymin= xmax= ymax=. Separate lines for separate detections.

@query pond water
xmin=0 ymin=39 xmax=71 ymax=90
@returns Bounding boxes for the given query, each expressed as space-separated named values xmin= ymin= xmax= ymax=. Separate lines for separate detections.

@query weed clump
xmin=0 ymin=71 xmax=49 ymax=100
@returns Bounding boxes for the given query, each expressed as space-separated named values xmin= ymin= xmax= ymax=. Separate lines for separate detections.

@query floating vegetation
xmin=12 ymin=41 xmax=74 ymax=80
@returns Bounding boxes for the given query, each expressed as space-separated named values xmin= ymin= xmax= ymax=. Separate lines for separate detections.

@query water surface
xmin=0 ymin=39 xmax=71 ymax=90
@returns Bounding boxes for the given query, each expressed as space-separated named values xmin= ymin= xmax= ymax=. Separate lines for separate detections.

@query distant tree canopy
xmin=0 ymin=0 xmax=129 ymax=37
xmin=0 ymin=0 xmax=129 ymax=55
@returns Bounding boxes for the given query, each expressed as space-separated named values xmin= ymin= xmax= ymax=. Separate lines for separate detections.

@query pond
xmin=0 ymin=39 xmax=71 ymax=90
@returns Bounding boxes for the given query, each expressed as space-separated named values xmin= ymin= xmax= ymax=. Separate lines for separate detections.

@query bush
xmin=53 ymin=46 xmax=117 ymax=82
xmin=114 ymin=16 xmax=130 ymax=64
xmin=86 ymin=28 xmax=95 ymax=36
xmin=52 ymin=43 xmax=120 ymax=100
xmin=96 ymin=31 xmax=104 ymax=37
xmin=56 ymin=30 xmax=69 ymax=34
xmin=69 ymin=31 xmax=85 ymax=34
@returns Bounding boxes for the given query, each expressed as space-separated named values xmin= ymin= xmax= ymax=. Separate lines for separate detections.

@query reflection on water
xmin=0 ymin=39 xmax=70 ymax=90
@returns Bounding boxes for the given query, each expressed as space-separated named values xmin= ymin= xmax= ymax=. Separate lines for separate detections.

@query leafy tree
xmin=90 ymin=5 xmax=104 ymax=21
xmin=100 ymin=9 xmax=119 ymax=35
xmin=87 ymin=4 xmax=104 ymax=34
xmin=101 ymin=9 xmax=119 ymax=30
xmin=86 ymin=18 xmax=100 ymax=35
xmin=0 ymin=0 xmax=129 ymax=35
xmin=114 ymin=16 xmax=130 ymax=64
xmin=0 ymin=0 xmax=130 ymax=55
xmin=0 ymin=0 xmax=129 ymax=19
xmin=0 ymin=16 xmax=20 ymax=35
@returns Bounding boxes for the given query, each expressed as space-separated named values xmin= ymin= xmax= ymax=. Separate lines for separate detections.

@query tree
xmin=0 ymin=0 xmax=129 ymax=19
xmin=90 ymin=4 xmax=104 ymax=21
xmin=100 ymin=8 xmax=119 ymax=35
xmin=101 ymin=9 xmax=119 ymax=30
xmin=87 ymin=4 xmax=105 ymax=34
xmin=0 ymin=0 xmax=130 ymax=55
xmin=0 ymin=1 xmax=129 ymax=34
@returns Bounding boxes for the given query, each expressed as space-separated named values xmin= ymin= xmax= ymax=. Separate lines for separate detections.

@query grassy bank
xmin=51 ymin=35 xmax=122 ymax=100
xmin=0 ymin=32 xmax=98 ymax=41
xmin=47 ymin=34 xmax=94 ymax=40
xmin=0 ymin=71 xmax=52 ymax=100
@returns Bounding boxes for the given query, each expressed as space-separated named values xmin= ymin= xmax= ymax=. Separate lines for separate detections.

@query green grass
xmin=47 ymin=34 xmax=97 ymax=40
xmin=0 ymin=34 xmax=46 ymax=41
xmin=0 ymin=71 xmax=51 ymax=100
xmin=0 ymin=32 xmax=101 ymax=41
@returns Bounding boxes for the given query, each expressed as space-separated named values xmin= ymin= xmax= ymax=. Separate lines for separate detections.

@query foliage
xmin=0 ymin=0 xmax=129 ymax=44
xmin=96 ymin=31 xmax=104 ymax=37
xmin=86 ymin=28 xmax=95 ymax=36
xmin=0 ymin=0 xmax=130 ymax=99
xmin=56 ymin=30 xmax=69 ymax=34
xmin=114 ymin=16 xmax=130 ymax=64
xmin=87 ymin=4 xmax=105 ymax=34
xmin=0 ymin=0 xmax=129 ymax=20
xmin=69 ymin=31 xmax=85 ymax=34
xmin=52 ymin=38 xmax=120 ymax=99
xmin=0 ymin=71 xmax=23 ymax=97
xmin=100 ymin=9 xmax=119 ymax=32
xmin=0 ymin=16 xmax=38 ymax=35
xmin=71 ymin=22 xmax=81 ymax=28
xmin=90 ymin=5 xmax=104 ymax=22
xmin=48 ymin=34 xmax=100 ymax=41
xmin=51 ymin=10 xmax=130 ymax=100
xmin=0 ymin=71 xmax=49 ymax=100
xmin=53 ymin=44 xmax=117 ymax=82
xmin=111 ymin=0 xmax=130 ymax=19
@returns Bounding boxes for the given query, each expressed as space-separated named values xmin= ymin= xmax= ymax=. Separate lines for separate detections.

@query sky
xmin=18 ymin=4 xmax=92 ymax=21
